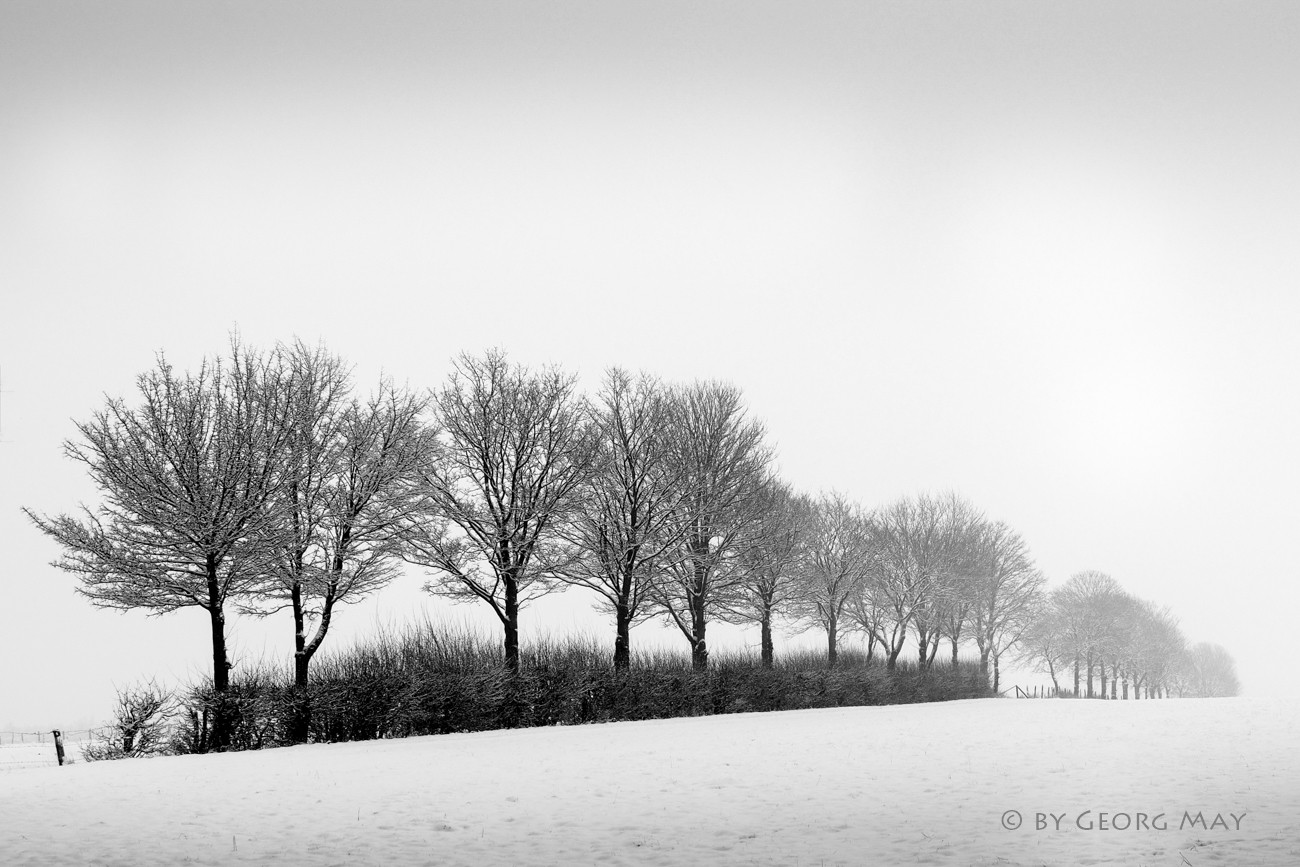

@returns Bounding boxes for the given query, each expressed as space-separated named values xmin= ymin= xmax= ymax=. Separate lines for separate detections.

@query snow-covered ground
xmin=2 ymin=696 xmax=1296 ymax=866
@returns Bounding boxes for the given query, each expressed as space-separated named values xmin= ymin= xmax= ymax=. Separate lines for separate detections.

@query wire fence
xmin=0 ymin=728 xmax=111 ymax=771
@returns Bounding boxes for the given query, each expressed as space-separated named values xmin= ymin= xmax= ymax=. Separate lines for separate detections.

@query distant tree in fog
xmin=1181 ymin=642 xmax=1240 ymax=697
xmin=1055 ymin=570 xmax=1127 ymax=698
xmin=1016 ymin=595 xmax=1069 ymax=693
xmin=1125 ymin=600 xmax=1186 ymax=699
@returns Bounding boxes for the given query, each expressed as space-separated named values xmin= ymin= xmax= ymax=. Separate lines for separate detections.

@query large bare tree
xmin=25 ymin=339 xmax=292 ymax=750
xmin=559 ymin=369 xmax=683 ymax=668
xmin=252 ymin=341 xmax=430 ymax=702
xmin=402 ymin=349 xmax=595 ymax=671
xmin=649 ymin=381 xmax=773 ymax=669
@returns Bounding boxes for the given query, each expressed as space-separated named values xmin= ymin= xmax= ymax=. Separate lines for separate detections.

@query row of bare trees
xmin=1018 ymin=571 xmax=1239 ymax=699
xmin=28 ymin=339 xmax=1235 ymax=746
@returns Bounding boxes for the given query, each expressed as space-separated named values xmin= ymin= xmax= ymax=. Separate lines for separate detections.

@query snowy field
xmin=2 ymin=696 xmax=1296 ymax=866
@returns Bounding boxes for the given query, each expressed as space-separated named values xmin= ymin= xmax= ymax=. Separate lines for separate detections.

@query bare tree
xmin=1125 ymin=600 xmax=1185 ymax=699
xmin=252 ymin=341 xmax=430 ymax=706
xmin=788 ymin=492 xmax=869 ymax=668
xmin=1103 ymin=592 xmax=1145 ymax=699
xmin=721 ymin=480 xmax=811 ymax=668
xmin=1016 ymin=595 xmax=1069 ymax=693
xmin=81 ymin=679 xmax=177 ymax=761
xmin=559 ymin=369 xmax=683 ymax=669
xmin=930 ymin=495 xmax=986 ymax=668
xmin=968 ymin=520 xmax=1045 ymax=683
xmin=863 ymin=494 xmax=955 ymax=670
xmin=1182 ymin=642 xmax=1240 ymax=698
xmin=1056 ymin=570 xmax=1126 ymax=698
xmin=649 ymin=382 xmax=774 ymax=669
xmin=402 ymin=349 xmax=595 ymax=672
xmin=25 ymin=339 xmax=292 ymax=751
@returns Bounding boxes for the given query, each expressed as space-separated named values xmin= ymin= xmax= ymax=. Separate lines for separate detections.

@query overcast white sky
xmin=3 ymin=1 xmax=1298 ymax=729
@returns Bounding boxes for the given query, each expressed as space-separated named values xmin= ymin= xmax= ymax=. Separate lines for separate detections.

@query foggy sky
xmin=2 ymin=1 xmax=1298 ymax=728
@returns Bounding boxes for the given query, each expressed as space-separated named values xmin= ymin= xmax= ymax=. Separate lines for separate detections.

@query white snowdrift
xmin=2 ymin=696 xmax=1296 ymax=866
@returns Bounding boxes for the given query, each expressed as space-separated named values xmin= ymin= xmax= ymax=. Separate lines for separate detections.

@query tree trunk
xmin=292 ymin=581 xmax=308 ymax=686
xmin=206 ymin=584 xmax=230 ymax=752
xmin=760 ymin=613 xmax=774 ymax=670
xmin=690 ymin=593 xmax=708 ymax=670
xmin=1086 ymin=651 xmax=1094 ymax=698
xmin=951 ymin=637 xmax=960 ymax=667
xmin=979 ymin=645 xmax=990 ymax=679
xmin=1073 ymin=655 xmax=1080 ymax=697
xmin=504 ymin=577 xmax=520 ymax=672
xmin=1099 ymin=662 xmax=1107 ymax=699
xmin=613 ymin=600 xmax=632 ymax=670
xmin=992 ymin=653 xmax=1001 ymax=693
xmin=826 ymin=617 xmax=838 ymax=669
xmin=209 ymin=606 xmax=229 ymax=692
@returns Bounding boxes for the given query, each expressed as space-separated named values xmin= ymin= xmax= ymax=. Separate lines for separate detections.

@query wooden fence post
xmin=52 ymin=730 xmax=66 ymax=766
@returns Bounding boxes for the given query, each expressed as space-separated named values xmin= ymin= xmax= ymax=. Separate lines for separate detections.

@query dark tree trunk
xmin=504 ymin=577 xmax=520 ymax=672
xmin=613 ymin=600 xmax=632 ymax=670
xmin=690 ymin=590 xmax=708 ymax=670
xmin=951 ymin=637 xmax=960 ymax=667
xmin=292 ymin=580 xmax=308 ymax=686
xmin=1099 ymin=662 xmax=1107 ymax=699
xmin=209 ymin=606 xmax=229 ymax=692
xmin=979 ymin=645 xmax=990 ymax=678
xmin=993 ymin=653 xmax=1001 ymax=693
xmin=760 ymin=613 xmax=774 ymax=670
xmin=289 ymin=583 xmax=337 ymax=744
xmin=206 ymin=570 xmax=231 ymax=752
xmin=1086 ymin=652 xmax=1094 ymax=698
xmin=1073 ymin=655 xmax=1080 ymax=697
xmin=826 ymin=617 xmax=838 ymax=669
